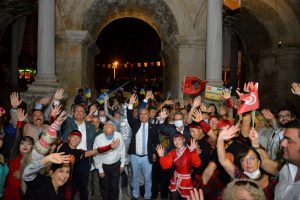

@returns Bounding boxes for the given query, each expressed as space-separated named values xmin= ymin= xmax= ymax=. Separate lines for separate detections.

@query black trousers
xmin=71 ymin=159 xmax=91 ymax=200
xmin=100 ymin=160 xmax=121 ymax=200
xmin=152 ymin=161 xmax=171 ymax=198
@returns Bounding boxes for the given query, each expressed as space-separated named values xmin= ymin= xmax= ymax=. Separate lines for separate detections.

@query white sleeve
xmin=93 ymin=136 xmax=103 ymax=173
xmin=119 ymin=135 xmax=126 ymax=168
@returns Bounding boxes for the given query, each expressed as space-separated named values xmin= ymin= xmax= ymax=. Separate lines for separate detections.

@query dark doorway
xmin=95 ymin=17 xmax=163 ymax=92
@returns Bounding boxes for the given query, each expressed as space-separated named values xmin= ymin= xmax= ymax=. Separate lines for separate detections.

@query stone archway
xmin=82 ymin=0 xmax=179 ymax=97
xmin=224 ymin=0 xmax=300 ymax=112
xmin=56 ymin=0 xmax=207 ymax=104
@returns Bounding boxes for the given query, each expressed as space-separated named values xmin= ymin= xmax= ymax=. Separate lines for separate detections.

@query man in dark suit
xmin=60 ymin=104 xmax=96 ymax=200
xmin=127 ymin=94 xmax=159 ymax=200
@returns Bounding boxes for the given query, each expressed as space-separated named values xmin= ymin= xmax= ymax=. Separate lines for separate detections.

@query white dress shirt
xmin=275 ymin=163 xmax=300 ymax=200
xmin=135 ymin=122 xmax=148 ymax=155
xmin=93 ymin=131 xmax=126 ymax=173
xmin=76 ymin=121 xmax=87 ymax=151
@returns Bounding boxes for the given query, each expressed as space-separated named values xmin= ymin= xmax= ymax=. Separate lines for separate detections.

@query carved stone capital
xmin=56 ymin=30 xmax=100 ymax=55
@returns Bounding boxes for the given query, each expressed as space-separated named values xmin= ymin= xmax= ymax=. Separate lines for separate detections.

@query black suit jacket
xmin=127 ymin=108 xmax=159 ymax=163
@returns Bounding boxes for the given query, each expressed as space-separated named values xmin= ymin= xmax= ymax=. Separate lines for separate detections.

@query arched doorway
xmin=94 ymin=18 xmax=163 ymax=94
xmin=222 ymin=0 xmax=300 ymax=112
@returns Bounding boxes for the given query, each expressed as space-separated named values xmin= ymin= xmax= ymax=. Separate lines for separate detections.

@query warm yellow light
xmin=114 ymin=62 xmax=118 ymax=68
xmin=224 ymin=0 xmax=241 ymax=10
xmin=113 ymin=61 xmax=118 ymax=79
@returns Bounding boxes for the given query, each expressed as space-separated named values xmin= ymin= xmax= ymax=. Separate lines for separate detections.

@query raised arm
xmin=9 ymin=109 xmax=27 ymax=160
xmin=104 ymin=98 xmax=115 ymax=122
xmin=10 ymin=92 xmax=23 ymax=127
xmin=217 ymin=126 xmax=240 ymax=179
xmin=249 ymin=127 xmax=280 ymax=176
xmin=23 ymin=150 xmax=70 ymax=182
xmin=187 ymin=96 xmax=201 ymax=124
xmin=84 ymin=139 xmax=120 ymax=158
xmin=127 ymin=94 xmax=138 ymax=128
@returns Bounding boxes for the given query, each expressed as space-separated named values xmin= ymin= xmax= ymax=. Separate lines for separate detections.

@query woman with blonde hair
xmin=222 ymin=179 xmax=266 ymax=200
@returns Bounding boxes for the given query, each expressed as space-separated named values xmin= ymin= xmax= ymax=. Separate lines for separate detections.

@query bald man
xmin=93 ymin=123 xmax=126 ymax=200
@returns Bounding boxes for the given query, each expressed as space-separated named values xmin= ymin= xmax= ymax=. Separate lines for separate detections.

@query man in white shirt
xmin=93 ymin=123 xmax=126 ymax=200
xmin=275 ymin=119 xmax=300 ymax=200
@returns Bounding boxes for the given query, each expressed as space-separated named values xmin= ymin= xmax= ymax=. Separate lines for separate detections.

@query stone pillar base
xmin=27 ymin=74 xmax=59 ymax=93
xmin=22 ymin=74 xmax=63 ymax=104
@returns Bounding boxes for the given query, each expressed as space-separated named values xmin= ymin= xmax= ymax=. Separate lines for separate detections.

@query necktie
xmin=142 ymin=123 xmax=146 ymax=155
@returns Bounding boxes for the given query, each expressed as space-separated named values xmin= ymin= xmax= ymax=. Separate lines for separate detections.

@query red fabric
xmin=3 ymin=154 xmax=23 ymax=200
xmin=225 ymin=98 xmax=233 ymax=108
xmin=199 ymin=120 xmax=211 ymax=134
xmin=97 ymin=143 xmax=112 ymax=153
xmin=216 ymin=119 xmax=233 ymax=129
xmin=16 ymin=121 xmax=24 ymax=129
xmin=182 ymin=76 xmax=207 ymax=95
xmin=160 ymin=147 xmax=201 ymax=198
xmin=237 ymin=82 xmax=259 ymax=114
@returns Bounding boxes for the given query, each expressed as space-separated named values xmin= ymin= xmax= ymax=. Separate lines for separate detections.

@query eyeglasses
xmin=278 ymin=114 xmax=291 ymax=119
xmin=240 ymin=156 xmax=257 ymax=162
xmin=235 ymin=179 xmax=259 ymax=189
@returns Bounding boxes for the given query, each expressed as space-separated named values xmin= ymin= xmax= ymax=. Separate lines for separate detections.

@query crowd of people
xmin=0 ymin=82 xmax=300 ymax=200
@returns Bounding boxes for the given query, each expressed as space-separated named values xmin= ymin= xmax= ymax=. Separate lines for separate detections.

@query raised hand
xmin=187 ymin=138 xmax=197 ymax=152
xmin=261 ymin=109 xmax=274 ymax=120
xmin=187 ymin=188 xmax=204 ymax=200
xmin=249 ymin=127 xmax=259 ymax=147
xmin=55 ymin=111 xmax=67 ymax=126
xmin=54 ymin=88 xmax=65 ymax=100
xmin=16 ymin=109 xmax=27 ymax=121
xmin=200 ymin=102 xmax=207 ymax=112
xmin=10 ymin=92 xmax=22 ymax=109
xmin=129 ymin=94 xmax=138 ymax=105
xmin=156 ymin=144 xmax=164 ymax=157
xmin=222 ymin=88 xmax=231 ymax=99
xmin=243 ymin=82 xmax=250 ymax=93
xmin=164 ymin=99 xmax=175 ymax=105
xmin=111 ymin=139 xmax=120 ymax=149
xmin=291 ymin=82 xmax=300 ymax=96
xmin=44 ymin=152 xmax=70 ymax=165
xmin=195 ymin=143 xmax=202 ymax=155
xmin=232 ymin=99 xmax=241 ymax=110
xmin=159 ymin=108 xmax=169 ymax=120
xmin=51 ymin=105 xmax=62 ymax=118
xmin=235 ymin=89 xmax=244 ymax=98
xmin=39 ymin=96 xmax=52 ymax=105
xmin=89 ymin=104 xmax=97 ymax=115
xmin=145 ymin=90 xmax=154 ymax=100
xmin=218 ymin=126 xmax=239 ymax=141
xmin=192 ymin=109 xmax=202 ymax=122
xmin=192 ymin=96 xmax=201 ymax=108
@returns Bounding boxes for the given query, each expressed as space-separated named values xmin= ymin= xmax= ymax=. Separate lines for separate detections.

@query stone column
xmin=27 ymin=0 xmax=58 ymax=94
xmin=206 ymin=0 xmax=223 ymax=86
xmin=163 ymin=35 xmax=206 ymax=99
xmin=10 ymin=17 xmax=26 ymax=88
xmin=56 ymin=30 xmax=99 ymax=109
xmin=229 ymin=33 xmax=239 ymax=90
